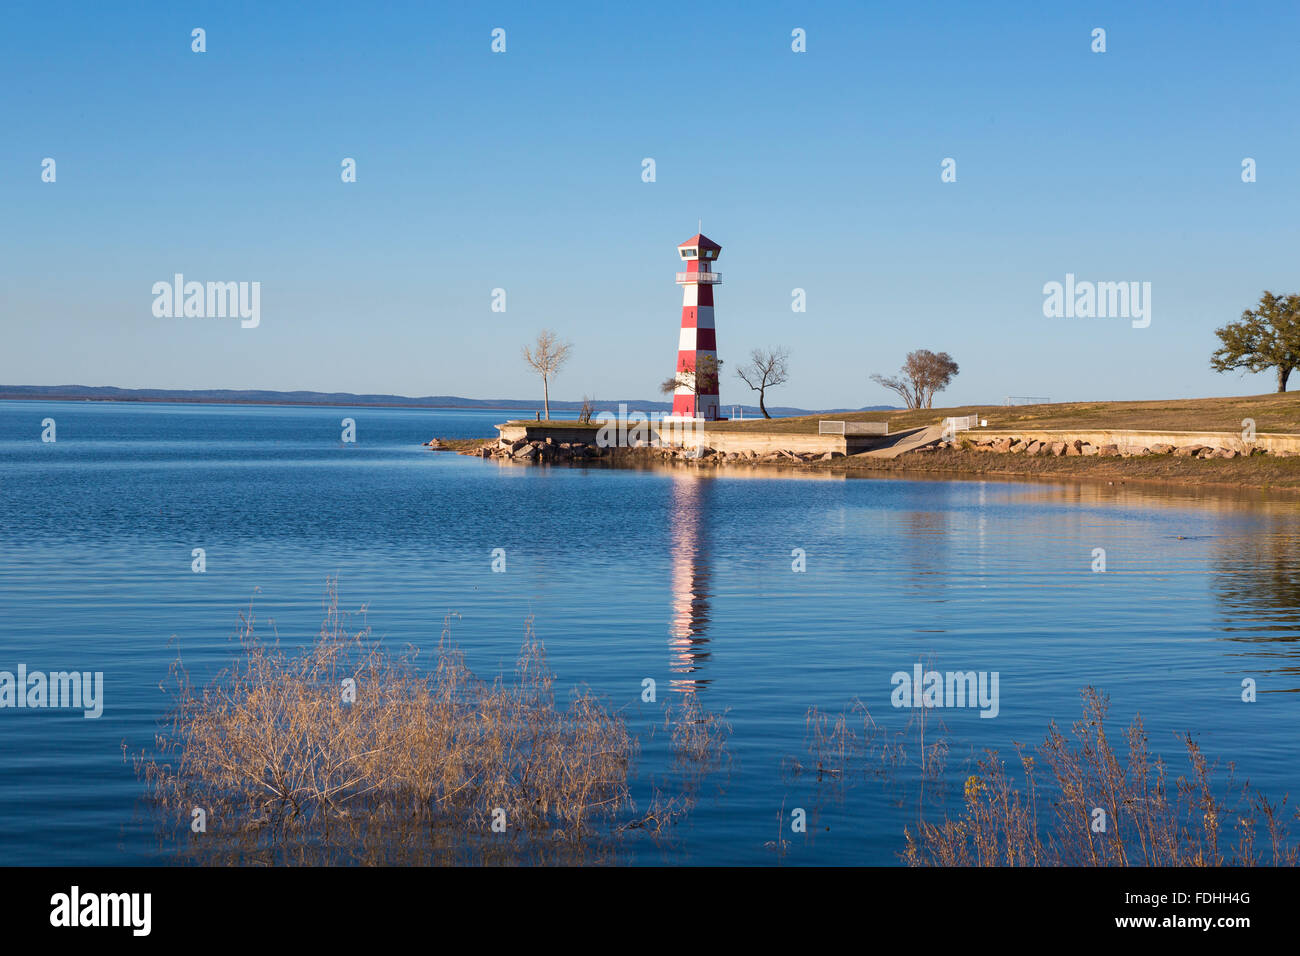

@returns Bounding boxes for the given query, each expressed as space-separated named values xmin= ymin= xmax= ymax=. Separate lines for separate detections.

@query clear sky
xmin=3 ymin=1 xmax=1299 ymax=408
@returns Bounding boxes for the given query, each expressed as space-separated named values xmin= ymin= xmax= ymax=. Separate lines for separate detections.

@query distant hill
xmin=0 ymin=385 xmax=894 ymax=418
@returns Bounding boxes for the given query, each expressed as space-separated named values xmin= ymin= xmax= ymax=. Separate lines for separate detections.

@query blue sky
xmin=3 ymin=0 xmax=1299 ymax=408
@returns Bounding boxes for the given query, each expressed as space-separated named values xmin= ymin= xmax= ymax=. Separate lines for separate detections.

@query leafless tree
xmin=870 ymin=350 xmax=959 ymax=409
xmin=660 ymin=354 xmax=723 ymax=399
xmin=521 ymin=330 xmax=573 ymax=420
xmin=735 ymin=347 xmax=790 ymax=419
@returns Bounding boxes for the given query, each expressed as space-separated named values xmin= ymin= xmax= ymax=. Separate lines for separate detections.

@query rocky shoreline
xmin=948 ymin=435 xmax=1292 ymax=459
xmin=422 ymin=432 xmax=1300 ymax=493
xmin=435 ymin=435 xmax=846 ymax=465
xmin=432 ymin=431 xmax=1293 ymax=465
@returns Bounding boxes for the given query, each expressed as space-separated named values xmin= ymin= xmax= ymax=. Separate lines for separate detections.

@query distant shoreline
xmin=0 ymin=386 xmax=879 ymax=418
xmin=0 ymin=394 xmax=526 ymax=412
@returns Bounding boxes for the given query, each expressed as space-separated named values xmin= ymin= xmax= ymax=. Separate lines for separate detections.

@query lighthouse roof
xmin=678 ymin=233 xmax=721 ymax=251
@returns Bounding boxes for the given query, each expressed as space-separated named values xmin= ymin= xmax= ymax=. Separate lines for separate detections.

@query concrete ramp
xmin=855 ymin=424 xmax=945 ymax=459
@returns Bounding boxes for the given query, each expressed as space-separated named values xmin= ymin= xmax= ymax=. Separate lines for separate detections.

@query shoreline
xmin=439 ymin=437 xmax=1300 ymax=496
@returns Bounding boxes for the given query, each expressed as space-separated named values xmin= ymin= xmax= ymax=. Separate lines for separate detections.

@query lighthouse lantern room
xmin=670 ymin=232 xmax=723 ymax=421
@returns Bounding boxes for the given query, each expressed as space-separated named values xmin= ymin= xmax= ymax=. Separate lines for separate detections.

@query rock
xmin=1149 ymin=444 xmax=1175 ymax=455
xmin=513 ymin=444 xmax=538 ymax=461
xmin=992 ymin=438 xmax=1013 ymax=453
xmin=1081 ymin=444 xmax=1099 ymax=456
xmin=1098 ymin=444 xmax=1119 ymax=457
xmin=1173 ymin=446 xmax=1201 ymax=457
xmin=1217 ymin=448 xmax=1239 ymax=459
xmin=1050 ymin=442 xmax=1067 ymax=457
xmin=1025 ymin=441 xmax=1042 ymax=455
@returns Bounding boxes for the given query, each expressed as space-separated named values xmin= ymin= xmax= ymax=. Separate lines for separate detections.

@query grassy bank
xmin=716 ymin=392 xmax=1300 ymax=435
xmin=813 ymin=445 xmax=1300 ymax=492
xmin=442 ymin=436 xmax=1300 ymax=494
xmin=441 ymin=393 xmax=1300 ymax=493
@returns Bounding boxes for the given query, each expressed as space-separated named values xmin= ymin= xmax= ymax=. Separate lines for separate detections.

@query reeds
xmin=903 ymin=687 xmax=1299 ymax=866
xmin=132 ymin=581 xmax=641 ymax=863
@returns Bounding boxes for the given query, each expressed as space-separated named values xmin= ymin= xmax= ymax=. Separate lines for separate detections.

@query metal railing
xmin=943 ymin=415 xmax=979 ymax=433
xmin=675 ymin=272 xmax=722 ymax=284
xmin=819 ymin=420 xmax=889 ymax=436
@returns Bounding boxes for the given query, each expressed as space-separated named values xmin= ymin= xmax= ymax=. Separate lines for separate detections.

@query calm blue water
xmin=1 ymin=400 xmax=1298 ymax=865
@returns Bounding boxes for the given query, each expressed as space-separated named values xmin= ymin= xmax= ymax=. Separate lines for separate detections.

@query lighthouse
xmin=670 ymin=232 xmax=723 ymax=421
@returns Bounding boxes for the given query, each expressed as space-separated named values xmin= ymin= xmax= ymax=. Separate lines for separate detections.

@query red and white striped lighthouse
xmin=670 ymin=232 xmax=723 ymax=421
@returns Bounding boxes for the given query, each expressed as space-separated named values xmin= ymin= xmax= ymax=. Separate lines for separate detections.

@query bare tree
xmin=735 ymin=347 xmax=790 ymax=419
xmin=870 ymin=350 xmax=959 ymax=409
xmin=521 ymin=330 xmax=573 ymax=420
xmin=660 ymin=354 xmax=723 ymax=400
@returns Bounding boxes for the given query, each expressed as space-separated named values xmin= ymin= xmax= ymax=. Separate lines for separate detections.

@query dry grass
xmin=784 ymin=688 xmax=1296 ymax=866
xmin=903 ymin=688 xmax=1299 ymax=866
xmin=130 ymin=581 xmax=703 ymax=864
xmin=784 ymin=694 xmax=953 ymax=809
xmin=714 ymin=392 xmax=1300 ymax=435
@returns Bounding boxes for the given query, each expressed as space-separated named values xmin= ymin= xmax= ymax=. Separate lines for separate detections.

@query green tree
xmin=871 ymin=349 xmax=959 ymax=409
xmin=1211 ymin=292 xmax=1300 ymax=393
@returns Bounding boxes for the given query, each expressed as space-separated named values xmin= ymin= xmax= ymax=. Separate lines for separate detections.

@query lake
xmin=1 ymin=399 xmax=1297 ymax=865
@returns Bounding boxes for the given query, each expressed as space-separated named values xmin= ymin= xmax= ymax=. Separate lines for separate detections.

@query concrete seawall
xmin=491 ymin=421 xmax=1300 ymax=461
xmin=494 ymin=420 xmax=911 ymax=456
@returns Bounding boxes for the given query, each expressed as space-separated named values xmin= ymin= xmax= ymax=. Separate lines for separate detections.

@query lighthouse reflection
xmin=668 ymin=471 xmax=713 ymax=695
